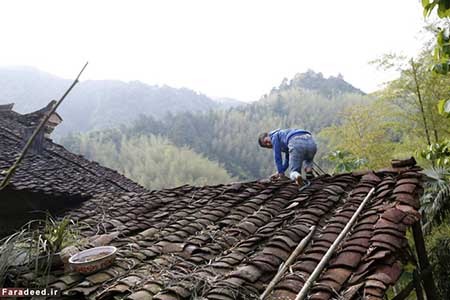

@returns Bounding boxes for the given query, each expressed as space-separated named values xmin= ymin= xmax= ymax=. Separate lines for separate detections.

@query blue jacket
xmin=269 ymin=128 xmax=311 ymax=173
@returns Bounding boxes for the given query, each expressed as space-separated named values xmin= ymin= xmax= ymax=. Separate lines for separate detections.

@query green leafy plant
xmin=423 ymin=0 xmax=450 ymax=75
xmin=437 ymin=98 xmax=450 ymax=117
xmin=0 ymin=230 xmax=28 ymax=287
xmin=42 ymin=216 xmax=75 ymax=253
xmin=419 ymin=141 xmax=450 ymax=166
xmin=432 ymin=27 xmax=450 ymax=75
xmin=435 ymin=31 xmax=450 ymax=114
xmin=421 ymin=167 xmax=450 ymax=230
xmin=327 ymin=150 xmax=367 ymax=173
xmin=0 ymin=215 xmax=81 ymax=288
xmin=423 ymin=0 xmax=450 ymax=18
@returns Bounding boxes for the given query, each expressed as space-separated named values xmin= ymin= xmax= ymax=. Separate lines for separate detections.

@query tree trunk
xmin=410 ymin=59 xmax=432 ymax=147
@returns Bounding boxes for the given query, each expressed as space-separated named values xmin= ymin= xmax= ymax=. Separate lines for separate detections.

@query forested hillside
xmin=0 ymin=67 xmax=242 ymax=136
xmin=64 ymin=134 xmax=235 ymax=190
xmin=62 ymin=70 xmax=369 ymax=184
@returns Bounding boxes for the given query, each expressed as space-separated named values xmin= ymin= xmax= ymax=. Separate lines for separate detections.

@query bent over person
xmin=258 ymin=128 xmax=317 ymax=185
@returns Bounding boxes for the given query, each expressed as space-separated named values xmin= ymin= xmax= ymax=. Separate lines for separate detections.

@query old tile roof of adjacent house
xmin=0 ymin=104 xmax=145 ymax=197
xmin=21 ymin=163 xmax=423 ymax=300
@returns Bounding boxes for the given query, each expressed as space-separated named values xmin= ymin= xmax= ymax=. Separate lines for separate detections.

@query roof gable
xmin=0 ymin=107 xmax=145 ymax=197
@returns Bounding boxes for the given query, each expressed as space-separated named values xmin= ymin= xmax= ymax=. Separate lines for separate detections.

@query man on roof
xmin=258 ymin=128 xmax=317 ymax=185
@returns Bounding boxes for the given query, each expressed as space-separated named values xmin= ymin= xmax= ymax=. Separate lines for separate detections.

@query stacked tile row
xmin=201 ymin=175 xmax=357 ymax=300
xmin=339 ymin=168 xmax=422 ymax=300
xmin=150 ymin=181 xmax=309 ymax=300
xmin=268 ymin=172 xmax=381 ymax=300
xmin=47 ymin=181 xmax=274 ymax=298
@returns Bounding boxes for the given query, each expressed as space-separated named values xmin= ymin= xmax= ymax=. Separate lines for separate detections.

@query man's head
xmin=258 ymin=132 xmax=272 ymax=148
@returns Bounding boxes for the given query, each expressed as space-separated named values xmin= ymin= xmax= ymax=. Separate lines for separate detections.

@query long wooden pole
xmin=413 ymin=269 xmax=425 ymax=300
xmin=391 ymin=267 xmax=432 ymax=300
xmin=391 ymin=267 xmax=431 ymax=300
xmin=392 ymin=280 xmax=415 ymax=300
xmin=260 ymin=226 xmax=317 ymax=300
xmin=0 ymin=62 xmax=89 ymax=190
xmin=294 ymin=187 xmax=376 ymax=300
xmin=411 ymin=221 xmax=438 ymax=300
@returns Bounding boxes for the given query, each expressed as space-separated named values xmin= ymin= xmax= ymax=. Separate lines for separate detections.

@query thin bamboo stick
xmin=260 ymin=225 xmax=317 ymax=300
xmin=0 ymin=62 xmax=88 ymax=190
xmin=313 ymin=162 xmax=327 ymax=175
xmin=294 ymin=187 xmax=376 ymax=300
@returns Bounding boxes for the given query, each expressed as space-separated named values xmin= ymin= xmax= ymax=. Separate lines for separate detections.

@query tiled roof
xmin=26 ymin=165 xmax=423 ymax=300
xmin=0 ymin=108 xmax=145 ymax=197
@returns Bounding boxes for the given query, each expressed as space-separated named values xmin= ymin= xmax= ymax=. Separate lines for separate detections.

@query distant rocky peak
xmin=275 ymin=69 xmax=365 ymax=97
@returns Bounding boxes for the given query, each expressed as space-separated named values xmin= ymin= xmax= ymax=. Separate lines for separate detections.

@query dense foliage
xmin=423 ymin=0 xmax=450 ymax=73
xmin=322 ymin=50 xmax=450 ymax=168
xmin=426 ymin=222 xmax=450 ymax=298
xmin=64 ymin=134 xmax=235 ymax=190
xmin=326 ymin=150 xmax=367 ymax=174
xmin=422 ymin=0 xmax=450 ymax=118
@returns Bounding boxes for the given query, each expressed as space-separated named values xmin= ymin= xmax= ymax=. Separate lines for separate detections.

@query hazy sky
xmin=0 ymin=0 xmax=430 ymax=101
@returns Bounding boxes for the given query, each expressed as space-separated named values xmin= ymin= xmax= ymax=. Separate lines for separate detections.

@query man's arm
xmin=281 ymin=151 xmax=289 ymax=172
xmin=272 ymin=135 xmax=285 ymax=174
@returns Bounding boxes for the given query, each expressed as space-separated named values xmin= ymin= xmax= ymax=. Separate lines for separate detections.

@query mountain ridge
xmin=0 ymin=67 xmax=364 ymax=138
xmin=0 ymin=66 xmax=242 ymax=136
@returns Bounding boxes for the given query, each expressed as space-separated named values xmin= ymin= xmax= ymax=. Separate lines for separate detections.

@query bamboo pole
xmin=0 ymin=62 xmax=89 ymax=191
xmin=260 ymin=226 xmax=317 ymax=300
xmin=294 ymin=187 xmax=376 ymax=300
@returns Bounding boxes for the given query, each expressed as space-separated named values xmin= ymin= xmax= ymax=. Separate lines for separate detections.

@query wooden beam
xmin=411 ymin=221 xmax=438 ymax=300
xmin=391 ymin=157 xmax=417 ymax=168
xmin=260 ymin=226 xmax=316 ymax=300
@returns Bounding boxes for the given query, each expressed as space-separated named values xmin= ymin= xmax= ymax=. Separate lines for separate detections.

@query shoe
xmin=295 ymin=175 xmax=304 ymax=186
